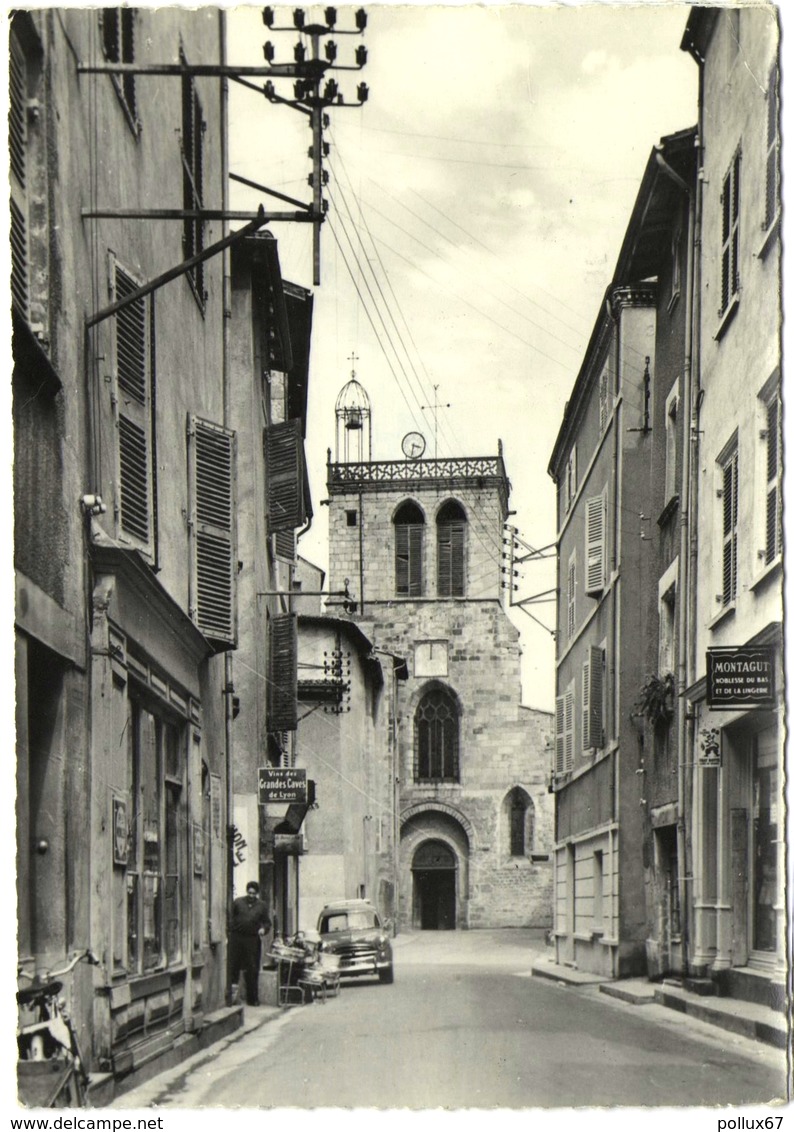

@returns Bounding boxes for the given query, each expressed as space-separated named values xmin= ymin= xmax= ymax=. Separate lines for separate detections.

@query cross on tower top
xmin=347 ymin=350 xmax=359 ymax=378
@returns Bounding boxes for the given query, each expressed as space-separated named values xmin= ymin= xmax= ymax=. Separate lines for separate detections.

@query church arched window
xmin=436 ymin=500 xmax=467 ymax=597
xmin=505 ymin=787 xmax=535 ymax=857
xmin=394 ymin=501 xmax=424 ymax=596
xmin=414 ymin=686 xmax=460 ymax=782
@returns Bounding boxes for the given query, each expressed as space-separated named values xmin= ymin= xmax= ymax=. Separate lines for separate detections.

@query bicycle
xmin=17 ymin=949 xmax=100 ymax=1108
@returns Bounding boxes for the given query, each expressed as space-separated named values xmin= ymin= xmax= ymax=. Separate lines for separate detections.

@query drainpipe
xmin=654 ymin=141 xmax=697 ymax=977
xmin=219 ymin=9 xmax=236 ymax=997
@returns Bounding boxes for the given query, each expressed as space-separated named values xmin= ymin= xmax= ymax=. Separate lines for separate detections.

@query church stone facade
xmin=325 ymin=426 xmax=553 ymax=931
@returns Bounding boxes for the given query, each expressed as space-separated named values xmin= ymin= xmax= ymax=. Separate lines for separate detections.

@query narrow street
xmin=115 ymin=931 xmax=786 ymax=1110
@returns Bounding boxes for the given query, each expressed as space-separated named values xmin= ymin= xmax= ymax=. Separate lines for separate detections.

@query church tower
xmin=326 ymin=385 xmax=553 ymax=931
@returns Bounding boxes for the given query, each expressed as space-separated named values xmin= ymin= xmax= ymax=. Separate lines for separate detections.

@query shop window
xmin=437 ymin=500 xmax=466 ymax=596
xmin=124 ymin=694 xmax=185 ymax=974
xmin=394 ymin=501 xmax=424 ymax=596
xmin=414 ymin=686 xmax=459 ymax=783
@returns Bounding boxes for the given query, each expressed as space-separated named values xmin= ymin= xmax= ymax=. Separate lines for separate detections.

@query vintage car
xmin=316 ymin=899 xmax=394 ymax=984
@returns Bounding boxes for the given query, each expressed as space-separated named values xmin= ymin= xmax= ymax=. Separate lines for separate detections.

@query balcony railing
xmin=328 ymin=455 xmax=507 ymax=487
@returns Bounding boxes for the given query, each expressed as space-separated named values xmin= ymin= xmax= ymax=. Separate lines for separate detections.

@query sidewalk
xmin=531 ymin=956 xmax=789 ymax=1051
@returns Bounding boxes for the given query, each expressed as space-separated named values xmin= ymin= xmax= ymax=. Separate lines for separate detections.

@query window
xmin=506 ymin=788 xmax=534 ymax=858
xmin=268 ymin=612 xmax=298 ymax=732
xmin=584 ymin=494 xmax=607 ymax=596
xmin=719 ymin=441 xmax=739 ymax=605
xmin=346 ymin=509 xmax=358 ymax=527
xmin=188 ymin=415 xmax=237 ymax=646
xmin=658 ymin=563 xmax=678 ymax=675
xmin=10 ymin=26 xmax=30 ymax=321
xmin=763 ymin=386 xmax=782 ymax=565
xmin=670 ymin=226 xmax=683 ymax=308
xmin=437 ymin=500 xmax=467 ymax=597
xmin=765 ymin=65 xmax=780 ymax=230
xmin=124 ymin=694 xmax=185 ymax=974
xmin=720 ymin=150 xmax=741 ymax=317
xmin=598 ymin=363 xmax=611 ymax=433
xmin=564 ymin=447 xmax=578 ymax=511
xmin=101 ymin=9 xmax=137 ymax=128
xmin=592 ymin=850 xmax=604 ymax=929
xmin=664 ymin=386 xmax=680 ymax=504
xmin=112 ymin=260 xmax=155 ymax=555
xmin=555 ymin=682 xmax=574 ymax=776
xmin=266 ymin=418 xmax=308 ymax=536
xmin=181 ymin=51 xmax=206 ymax=307
xmin=582 ymin=645 xmax=604 ymax=752
xmin=414 ymin=686 xmax=459 ymax=782
xmin=566 ymin=553 xmax=576 ymax=641
xmin=394 ymin=501 xmax=424 ymax=596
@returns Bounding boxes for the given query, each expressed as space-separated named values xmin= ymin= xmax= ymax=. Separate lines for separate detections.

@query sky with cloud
xmin=227 ymin=1 xmax=698 ymax=710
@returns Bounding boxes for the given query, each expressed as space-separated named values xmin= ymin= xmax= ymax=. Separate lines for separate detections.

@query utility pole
xmin=262 ymin=6 xmax=369 ymax=285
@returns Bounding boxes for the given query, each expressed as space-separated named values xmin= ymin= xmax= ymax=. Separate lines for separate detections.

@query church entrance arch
xmin=412 ymin=840 xmax=457 ymax=930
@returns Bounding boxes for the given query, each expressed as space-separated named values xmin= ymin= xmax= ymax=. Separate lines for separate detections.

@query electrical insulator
xmin=355 ymin=8 xmax=367 ymax=31
xmin=355 ymin=44 xmax=367 ymax=66
xmin=323 ymin=113 xmax=330 ymax=128
xmin=294 ymin=80 xmax=305 ymax=100
xmin=263 ymin=7 xmax=275 ymax=27
xmin=264 ymin=41 xmax=275 ymax=62
xmin=294 ymin=42 xmax=306 ymax=63
xmin=323 ymin=141 xmax=330 ymax=157
xmin=323 ymin=78 xmax=338 ymax=100
xmin=324 ymin=40 xmax=337 ymax=63
xmin=325 ymin=7 xmax=337 ymax=27
xmin=264 ymin=80 xmax=275 ymax=98
xmin=357 ymin=82 xmax=369 ymax=103
xmin=293 ymin=8 xmax=305 ymax=29
xmin=322 ymin=170 xmax=329 ymax=185
xmin=308 ymin=172 xmax=314 ymax=187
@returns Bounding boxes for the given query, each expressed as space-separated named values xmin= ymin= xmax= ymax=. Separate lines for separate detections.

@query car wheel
xmin=378 ymin=966 xmax=394 ymax=985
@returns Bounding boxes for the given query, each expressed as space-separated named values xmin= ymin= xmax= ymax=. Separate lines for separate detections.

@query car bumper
xmin=333 ymin=955 xmax=392 ymax=975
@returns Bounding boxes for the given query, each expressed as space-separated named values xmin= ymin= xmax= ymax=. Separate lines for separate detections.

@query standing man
xmin=229 ymin=881 xmax=271 ymax=1006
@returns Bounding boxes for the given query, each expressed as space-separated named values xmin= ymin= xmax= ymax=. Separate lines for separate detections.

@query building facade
xmin=12 ymin=8 xmax=313 ymax=1097
xmin=681 ymin=7 xmax=783 ymax=994
xmin=325 ymin=398 xmax=553 ymax=932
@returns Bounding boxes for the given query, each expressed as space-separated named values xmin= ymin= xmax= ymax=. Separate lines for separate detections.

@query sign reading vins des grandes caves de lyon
xmin=258 ymin=767 xmax=308 ymax=805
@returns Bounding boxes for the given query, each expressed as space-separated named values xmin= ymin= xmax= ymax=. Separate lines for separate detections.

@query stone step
xmin=654 ymin=983 xmax=787 ymax=1050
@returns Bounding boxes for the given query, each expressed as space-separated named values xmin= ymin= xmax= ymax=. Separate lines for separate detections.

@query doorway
xmin=412 ymin=840 xmax=456 ymax=930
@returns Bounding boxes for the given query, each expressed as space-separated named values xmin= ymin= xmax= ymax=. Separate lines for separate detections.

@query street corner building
xmin=323 ymin=381 xmax=554 ymax=932
xmin=13 ymin=8 xmax=314 ymax=1102
xmin=547 ymin=5 xmax=783 ymax=1006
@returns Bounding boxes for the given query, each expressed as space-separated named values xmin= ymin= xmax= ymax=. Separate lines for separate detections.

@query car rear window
xmin=321 ymin=910 xmax=379 ymax=932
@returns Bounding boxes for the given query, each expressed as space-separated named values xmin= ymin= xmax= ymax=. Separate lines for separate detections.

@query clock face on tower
xmin=401 ymin=431 xmax=426 ymax=459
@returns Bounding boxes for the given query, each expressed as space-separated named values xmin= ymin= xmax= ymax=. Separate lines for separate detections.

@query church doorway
xmin=412 ymin=840 xmax=457 ymax=930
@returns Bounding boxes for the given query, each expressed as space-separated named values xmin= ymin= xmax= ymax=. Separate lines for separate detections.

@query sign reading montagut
xmin=706 ymin=646 xmax=776 ymax=710
xmin=258 ymin=767 xmax=308 ymax=804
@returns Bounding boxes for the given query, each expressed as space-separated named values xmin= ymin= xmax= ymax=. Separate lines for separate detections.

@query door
xmin=412 ymin=840 xmax=457 ymax=930
xmin=751 ymin=728 xmax=779 ymax=954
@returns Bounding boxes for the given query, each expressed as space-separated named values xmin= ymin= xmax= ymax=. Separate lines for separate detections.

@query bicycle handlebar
xmin=18 ymin=949 xmax=100 ymax=984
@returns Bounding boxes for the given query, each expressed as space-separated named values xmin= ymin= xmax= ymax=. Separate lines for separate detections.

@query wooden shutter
xmin=766 ymin=395 xmax=781 ymax=564
xmin=584 ymin=645 xmax=604 ymax=751
xmin=721 ymin=449 xmax=738 ymax=603
xmin=567 ymin=558 xmax=576 ymax=640
xmin=766 ymin=67 xmax=779 ymax=230
xmin=114 ymin=264 xmax=153 ymax=550
xmin=564 ymin=685 xmax=574 ymax=772
xmin=438 ymin=521 xmax=465 ymax=596
xmin=599 ymin=366 xmax=610 ymax=432
xmin=555 ymin=696 xmax=565 ymax=776
xmin=720 ymin=155 xmax=740 ymax=314
xmin=275 ymin=528 xmax=296 ymax=562
xmin=268 ymin=612 xmax=298 ymax=731
xmin=10 ymin=32 xmax=28 ymax=319
xmin=396 ymin=523 xmax=423 ymax=596
xmin=188 ymin=415 xmax=237 ymax=646
xmin=266 ymin=419 xmax=306 ymax=535
xmin=585 ymin=494 xmax=607 ymax=595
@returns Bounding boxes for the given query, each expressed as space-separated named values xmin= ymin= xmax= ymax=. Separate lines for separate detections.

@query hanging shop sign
xmin=706 ymin=645 xmax=776 ymax=710
xmin=258 ymin=767 xmax=308 ymax=805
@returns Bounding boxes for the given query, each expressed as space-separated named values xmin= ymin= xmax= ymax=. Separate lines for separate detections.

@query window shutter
xmin=10 ymin=33 xmax=28 ymax=320
xmin=588 ymin=645 xmax=604 ymax=750
xmin=731 ymin=156 xmax=740 ymax=298
xmin=567 ymin=559 xmax=576 ymax=640
xmin=102 ymin=8 xmax=120 ymax=61
xmin=765 ymin=393 xmax=781 ymax=564
xmin=564 ymin=685 xmax=574 ymax=772
xmin=766 ymin=67 xmax=780 ymax=229
xmin=582 ymin=657 xmax=591 ymax=750
xmin=266 ymin=419 xmax=306 ymax=535
xmin=268 ymin=612 xmax=298 ymax=731
xmin=585 ymin=494 xmax=606 ymax=595
xmin=720 ymin=179 xmax=731 ymax=314
xmin=396 ymin=524 xmax=423 ymax=596
xmin=275 ymin=528 xmax=297 ymax=562
xmin=114 ymin=264 xmax=153 ymax=550
xmin=555 ymin=696 xmax=565 ymax=775
xmin=599 ymin=366 xmax=609 ymax=432
xmin=10 ymin=199 xmax=29 ymax=320
xmin=721 ymin=449 xmax=738 ymax=603
xmin=438 ymin=521 xmax=465 ymax=596
xmin=408 ymin=526 xmax=423 ymax=595
xmin=188 ymin=415 xmax=237 ymax=646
